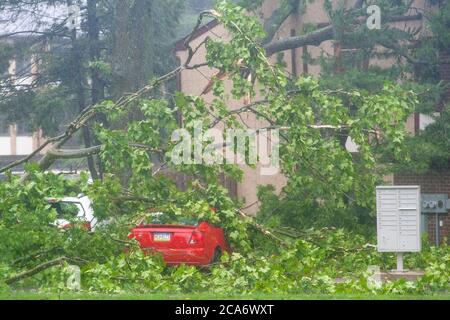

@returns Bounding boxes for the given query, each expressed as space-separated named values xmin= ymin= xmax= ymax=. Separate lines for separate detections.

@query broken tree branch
xmin=238 ymin=209 xmax=290 ymax=247
xmin=12 ymin=247 xmax=64 ymax=267
xmin=47 ymin=145 xmax=104 ymax=159
xmin=264 ymin=13 xmax=423 ymax=56
xmin=0 ymin=133 xmax=65 ymax=173
xmin=264 ymin=25 xmax=334 ymax=56
xmin=5 ymin=256 xmax=87 ymax=285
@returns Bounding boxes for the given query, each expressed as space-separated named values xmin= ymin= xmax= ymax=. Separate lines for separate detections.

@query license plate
xmin=153 ymin=233 xmax=171 ymax=242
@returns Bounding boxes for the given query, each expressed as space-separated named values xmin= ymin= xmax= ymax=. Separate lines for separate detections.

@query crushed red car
xmin=128 ymin=212 xmax=230 ymax=266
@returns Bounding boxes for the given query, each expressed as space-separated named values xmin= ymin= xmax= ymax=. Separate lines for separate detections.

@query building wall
xmin=176 ymin=21 xmax=291 ymax=214
xmin=0 ymin=124 xmax=43 ymax=156
xmin=0 ymin=137 xmax=11 ymax=155
xmin=394 ymin=171 xmax=450 ymax=244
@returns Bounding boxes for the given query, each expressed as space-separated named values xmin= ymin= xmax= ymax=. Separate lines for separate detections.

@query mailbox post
xmin=376 ymin=186 xmax=421 ymax=272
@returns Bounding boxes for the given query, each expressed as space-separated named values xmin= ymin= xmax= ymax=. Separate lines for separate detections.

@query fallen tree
xmin=2 ymin=0 xmax=446 ymax=296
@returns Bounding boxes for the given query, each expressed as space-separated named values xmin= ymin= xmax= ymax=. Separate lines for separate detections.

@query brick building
xmin=394 ymin=171 xmax=450 ymax=244
xmin=394 ymin=50 xmax=450 ymax=245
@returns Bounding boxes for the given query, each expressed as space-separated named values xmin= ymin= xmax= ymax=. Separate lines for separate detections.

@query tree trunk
xmin=87 ymin=0 xmax=106 ymax=179
xmin=111 ymin=0 xmax=132 ymax=101
xmin=71 ymin=27 xmax=99 ymax=180
xmin=87 ymin=0 xmax=105 ymax=106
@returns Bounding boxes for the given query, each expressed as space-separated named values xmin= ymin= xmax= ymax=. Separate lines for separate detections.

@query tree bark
xmin=111 ymin=0 xmax=132 ymax=100
xmin=48 ymin=145 xmax=103 ymax=159
xmin=87 ymin=0 xmax=105 ymax=106
xmin=263 ymin=12 xmax=422 ymax=56
xmin=87 ymin=0 xmax=106 ymax=179
xmin=71 ymin=25 xmax=99 ymax=180
xmin=5 ymin=257 xmax=83 ymax=285
xmin=264 ymin=25 xmax=334 ymax=56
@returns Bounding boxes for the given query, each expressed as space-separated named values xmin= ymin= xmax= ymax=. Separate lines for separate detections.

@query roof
xmin=174 ymin=19 xmax=219 ymax=52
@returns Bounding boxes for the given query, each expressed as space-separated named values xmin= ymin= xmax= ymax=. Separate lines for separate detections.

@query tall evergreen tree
xmin=0 ymin=0 xmax=184 ymax=178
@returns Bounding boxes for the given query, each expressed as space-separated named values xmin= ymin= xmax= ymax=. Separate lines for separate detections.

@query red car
xmin=129 ymin=212 xmax=230 ymax=266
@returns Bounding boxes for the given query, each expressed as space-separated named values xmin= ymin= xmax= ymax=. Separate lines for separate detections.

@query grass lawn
xmin=1 ymin=291 xmax=449 ymax=300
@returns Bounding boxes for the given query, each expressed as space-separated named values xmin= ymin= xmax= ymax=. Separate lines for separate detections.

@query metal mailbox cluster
xmin=376 ymin=186 xmax=421 ymax=253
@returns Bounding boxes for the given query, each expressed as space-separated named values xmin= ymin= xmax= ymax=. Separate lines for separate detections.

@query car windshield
xmin=144 ymin=212 xmax=199 ymax=226
xmin=50 ymin=202 xmax=83 ymax=220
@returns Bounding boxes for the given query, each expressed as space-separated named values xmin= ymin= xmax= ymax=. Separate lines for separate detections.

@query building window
xmin=15 ymin=55 xmax=32 ymax=78
xmin=335 ymin=42 xmax=370 ymax=72
xmin=341 ymin=48 xmax=369 ymax=70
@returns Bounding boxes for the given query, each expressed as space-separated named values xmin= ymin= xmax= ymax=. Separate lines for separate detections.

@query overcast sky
xmin=0 ymin=3 xmax=71 ymax=37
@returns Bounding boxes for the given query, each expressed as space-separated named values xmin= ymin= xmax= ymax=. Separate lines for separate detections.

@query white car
xmin=47 ymin=194 xmax=98 ymax=231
